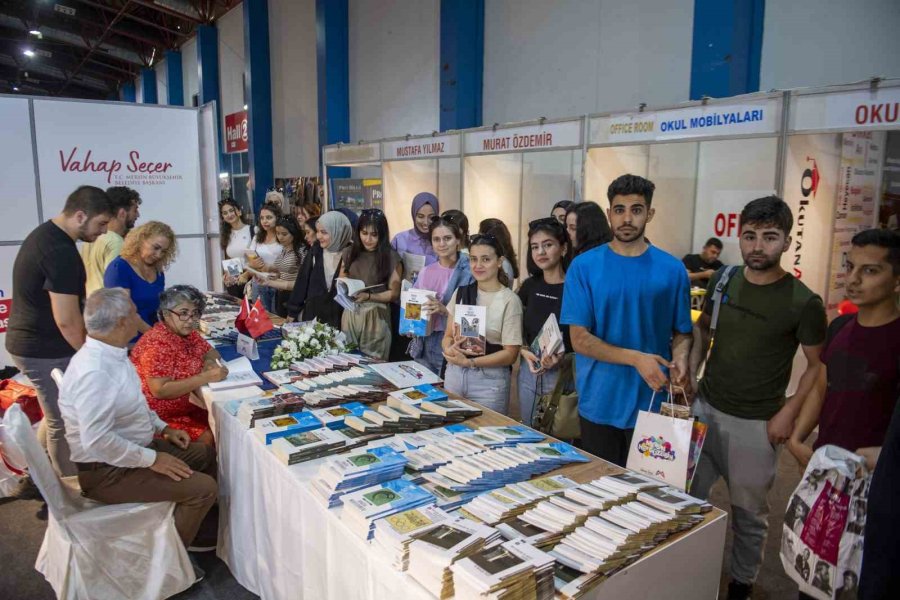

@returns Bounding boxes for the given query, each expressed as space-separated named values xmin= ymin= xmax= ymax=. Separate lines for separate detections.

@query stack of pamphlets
xmin=372 ymin=505 xmax=453 ymax=571
xmin=592 ymin=472 xmax=661 ymax=495
xmin=388 ymin=384 xmax=448 ymax=404
xmin=407 ymin=517 xmax=501 ymax=599
xmin=333 ymin=426 xmax=392 ymax=451
xmin=342 ymin=479 xmax=435 ymax=540
xmin=251 ymin=411 xmax=322 ymax=445
xmin=262 ymin=368 xmax=300 ymax=386
xmin=419 ymin=398 xmax=483 ymax=421
xmin=553 ymin=563 xmax=606 ymax=600
xmin=475 ymin=425 xmax=545 ymax=446
xmin=311 ymin=446 xmax=408 ymax=507
xmin=369 ymin=361 xmax=443 ymax=388
xmin=309 ymin=401 xmax=368 ymax=429
xmin=269 ymin=391 xmax=305 ymax=415
xmin=518 ymin=495 xmax=596 ymax=539
xmin=269 ymin=428 xmax=346 ymax=465
xmin=451 ymin=538 xmax=556 ymax=600
xmin=399 ymin=288 xmax=434 ymax=336
xmin=561 ymin=481 xmax=635 ymax=512
xmin=345 ymin=405 xmax=441 ymax=435
xmin=636 ymin=486 xmax=712 ymax=516
xmin=237 ymin=397 xmax=277 ymax=428
xmin=421 ymin=481 xmax=481 ymax=511
xmin=463 ymin=475 xmax=579 ymax=525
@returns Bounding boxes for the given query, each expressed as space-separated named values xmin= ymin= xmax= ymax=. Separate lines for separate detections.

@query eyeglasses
xmin=167 ymin=309 xmax=203 ymax=322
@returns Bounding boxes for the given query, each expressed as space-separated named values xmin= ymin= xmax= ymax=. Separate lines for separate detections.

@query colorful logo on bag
xmin=636 ymin=435 xmax=676 ymax=461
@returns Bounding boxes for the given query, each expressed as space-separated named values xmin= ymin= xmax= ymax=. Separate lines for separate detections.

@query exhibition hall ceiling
xmin=0 ymin=0 xmax=239 ymax=99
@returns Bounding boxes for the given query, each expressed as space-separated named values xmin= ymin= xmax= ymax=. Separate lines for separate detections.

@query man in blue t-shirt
xmin=561 ymin=174 xmax=693 ymax=466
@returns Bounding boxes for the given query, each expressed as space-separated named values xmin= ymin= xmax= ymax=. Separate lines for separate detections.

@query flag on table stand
xmin=234 ymin=295 xmax=251 ymax=335
xmin=247 ymin=298 xmax=274 ymax=338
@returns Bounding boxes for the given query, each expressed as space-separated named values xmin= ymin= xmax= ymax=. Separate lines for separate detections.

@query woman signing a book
xmin=254 ymin=216 xmax=307 ymax=317
xmin=285 ymin=210 xmax=353 ymax=328
xmin=516 ymin=217 xmax=573 ymax=424
xmin=409 ymin=216 xmax=474 ymax=375
xmin=442 ymin=234 xmax=523 ymax=415
xmin=339 ymin=209 xmax=402 ymax=359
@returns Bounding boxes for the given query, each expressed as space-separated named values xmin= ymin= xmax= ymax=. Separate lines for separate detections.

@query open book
xmin=207 ymin=356 xmax=264 ymax=391
xmin=335 ymin=278 xmax=387 ymax=312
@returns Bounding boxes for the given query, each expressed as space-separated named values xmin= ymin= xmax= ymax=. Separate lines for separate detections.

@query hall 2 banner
xmin=31 ymin=100 xmax=204 ymax=236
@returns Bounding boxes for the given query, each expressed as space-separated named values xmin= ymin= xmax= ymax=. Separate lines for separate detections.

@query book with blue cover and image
xmin=399 ymin=288 xmax=434 ymax=336
xmin=388 ymin=383 xmax=449 ymax=406
xmin=251 ymin=411 xmax=323 ymax=445
xmin=477 ymin=425 xmax=544 ymax=446
xmin=310 ymin=401 xmax=368 ymax=429
xmin=342 ymin=478 xmax=436 ymax=540
xmin=311 ymin=446 xmax=410 ymax=507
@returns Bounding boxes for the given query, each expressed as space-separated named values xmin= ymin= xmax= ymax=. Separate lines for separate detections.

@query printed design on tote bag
xmin=635 ymin=435 xmax=677 ymax=461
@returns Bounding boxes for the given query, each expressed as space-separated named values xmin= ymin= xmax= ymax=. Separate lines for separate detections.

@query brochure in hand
xmin=399 ymin=288 xmax=434 ymax=336
xmin=530 ymin=312 xmax=564 ymax=360
xmin=454 ymin=304 xmax=486 ymax=356
xmin=335 ymin=278 xmax=387 ymax=312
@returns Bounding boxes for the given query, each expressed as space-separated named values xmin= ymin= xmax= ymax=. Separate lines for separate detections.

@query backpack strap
xmin=699 ymin=265 xmax=739 ymax=380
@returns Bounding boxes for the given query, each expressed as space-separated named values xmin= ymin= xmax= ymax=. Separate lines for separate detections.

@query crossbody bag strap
xmin=699 ymin=265 xmax=739 ymax=379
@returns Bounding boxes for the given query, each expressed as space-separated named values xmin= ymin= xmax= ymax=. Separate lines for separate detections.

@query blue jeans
xmin=413 ymin=331 xmax=445 ymax=376
xmin=444 ymin=363 xmax=511 ymax=415
xmin=253 ymin=284 xmax=278 ymax=314
xmin=516 ymin=357 xmax=561 ymax=427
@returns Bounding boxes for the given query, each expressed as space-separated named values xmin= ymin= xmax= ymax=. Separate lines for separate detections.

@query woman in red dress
xmin=131 ymin=285 xmax=228 ymax=445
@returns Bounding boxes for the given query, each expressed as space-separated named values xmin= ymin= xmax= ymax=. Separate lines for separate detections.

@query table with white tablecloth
xmin=200 ymin=388 xmax=728 ymax=600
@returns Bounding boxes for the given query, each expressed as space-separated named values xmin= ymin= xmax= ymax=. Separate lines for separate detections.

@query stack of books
xmin=475 ymin=425 xmax=545 ymax=446
xmin=636 ymin=486 xmax=712 ymax=517
xmin=309 ymin=402 xmax=369 ymax=430
xmin=592 ymin=472 xmax=661 ymax=495
xmin=372 ymin=505 xmax=453 ymax=571
xmin=407 ymin=518 xmax=501 ymax=599
xmin=269 ymin=391 xmax=305 ymax=415
xmin=518 ymin=496 xmax=595 ymax=541
xmin=261 ymin=369 xmax=300 ymax=387
xmin=333 ymin=426 xmax=392 ymax=452
xmin=553 ymin=563 xmax=606 ymax=600
xmin=269 ymin=428 xmax=346 ymax=465
xmin=463 ymin=474 xmax=580 ymax=525
xmin=237 ymin=397 xmax=277 ymax=428
xmin=310 ymin=446 xmax=408 ymax=508
xmin=561 ymin=481 xmax=635 ymax=512
xmin=451 ymin=538 xmax=556 ymax=600
xmin=342 ymin=479 xmax=435 ymax=540
xmin=251 ymin=411 xmax=322 ymax=445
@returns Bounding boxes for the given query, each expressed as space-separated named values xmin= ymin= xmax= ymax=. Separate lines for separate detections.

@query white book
xmin=400 ymin=252 xmax=426 ymax=283
xmin=222 ymin=257 xmax=244 ymax=278
xmin=335 ymin=278 xmax=386 ymax=312
xmin=530 ymin=312 xmax=564 ymax=359
xmin=208 ymin=356 xmax=264 ymax=391
xmin=454 ymin=304 xmax=487 ymax=356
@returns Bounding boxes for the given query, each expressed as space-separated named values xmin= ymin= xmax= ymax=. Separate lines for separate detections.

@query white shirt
xmin=249 ymin=238 xmax=282 ymax=266
xmin=225 ymin=224 xmax=253 ymax=260
xmin=58 ymin=337 xmax=167 ymax=468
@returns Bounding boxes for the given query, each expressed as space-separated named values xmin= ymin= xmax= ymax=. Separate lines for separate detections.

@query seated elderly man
xmin=57 ymin=288 xmax=218 ymax=560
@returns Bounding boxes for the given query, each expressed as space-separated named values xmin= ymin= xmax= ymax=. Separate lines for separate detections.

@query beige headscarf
xmin=318 ymin=211 xmax=353 ymax=284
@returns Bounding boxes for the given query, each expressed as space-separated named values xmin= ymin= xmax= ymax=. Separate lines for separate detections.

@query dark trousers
xmin=578 ymin=417 xmax=634 ymax=467
xmin=77 ymin=439 xmax=217 ymax=547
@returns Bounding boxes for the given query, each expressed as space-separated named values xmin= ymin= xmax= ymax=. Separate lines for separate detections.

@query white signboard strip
xmin=590 ymin=98 xmax=780 ymax=145
xmin=383 ymin=134 xmax=460 ymax=160
xmin=324 ymin=142 xmax=381 ymax=165
xmin=32 ymin=100 xmax=204 ymax=235
xmin=464 ymin=120 xmax=582 ymax=155
xmin=790 ymin=87 xmax=900 ymax=132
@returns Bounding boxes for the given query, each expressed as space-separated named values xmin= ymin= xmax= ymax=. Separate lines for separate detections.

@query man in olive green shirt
xmin=689 ymin=196 xmax=826 ymax=600
xmin=80 ymin=187 xmax=141 ymax=294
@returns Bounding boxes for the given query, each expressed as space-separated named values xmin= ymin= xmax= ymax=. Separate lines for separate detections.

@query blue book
xmin=399 ymin=289 xmax=433 ymax=336
xmin=251 ymin=411 xmax=322 ymax=445
xmin=388 ymin=384 xmax=449 ymax=406
xmin=311 ymin=402 xmax=368 ymax=430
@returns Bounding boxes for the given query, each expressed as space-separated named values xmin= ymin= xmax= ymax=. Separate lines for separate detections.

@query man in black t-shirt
xmin=6 ymin=185 xmax=113 ymax=477
xmin=682 ymin=237 xmax=724 ymax=289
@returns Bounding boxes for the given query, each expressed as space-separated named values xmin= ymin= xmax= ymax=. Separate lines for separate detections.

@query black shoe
xmin=10 ymin=476 xmax=43 ymax=501
xmin=727 ymin=580 xmax=753 ymax=600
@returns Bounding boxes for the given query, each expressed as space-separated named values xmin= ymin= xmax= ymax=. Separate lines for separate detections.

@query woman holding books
xmin=255 ymin=216 xmax=307 ymax=317
xmin=390 ymin=192 xmax=440 ymax=276
xmin=442 ymin=234 xmax=523 ymax=415
xmin=340 ymin=208 xmax=402 ymax=359
xmin=237 ymin=201 xmax=283 ymax=312
xmin=219 ymin=198 xmax=254 ymax=297
xmin=516 ymin=218 xmax=572 ymax=425
xmin=409 ymin=216 xmax=475 ymax=375
xmin=285 ymin=210 xmax=353 ymax=328
xmin=478 ymin=218 xmax=519 ymax=287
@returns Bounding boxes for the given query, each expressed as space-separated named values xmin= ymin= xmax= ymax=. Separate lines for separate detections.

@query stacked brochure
xmin=269 ymin=428 xmax=346 ymax=465
xmin=553 ymin=563 xmax=606 ymax=600
xmin=342 ymin=478 xmax=435 ymax=540
xmin=475 ymin=425 xmax=545 ymax=446
xmin=251 ymin=411 xmax=322 ymax=445
xmin=333 ymin=426 xmax=392 ymax=452
xmin=451 ymin=538 xmax=556 ymax=600
xmin=372 ymin=505 xmax=454 ymax=571
xmin=407 ymin=517 xmax=501 ymax=599
xmin=311 ymin=446 xmax=408 ymax=508
xmin=463 ymin=475 xmax=579 ymax=525
xmin=636 ymin=486 xmax=712 ymax=515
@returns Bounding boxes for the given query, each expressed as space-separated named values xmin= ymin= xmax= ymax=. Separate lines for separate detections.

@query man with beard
xmin=6 ymin=185 xmax=114 ymax=477
xmin=561 ymin=174 xmax=692 ymax=466
xmin=80 ymin=186 xmax=142 ymax=294
xmin=689 ymin=196 xmax=826 ymax=600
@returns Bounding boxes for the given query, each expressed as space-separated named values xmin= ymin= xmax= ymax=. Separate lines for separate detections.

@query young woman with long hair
xmin=478 ymin=218 xmax=519 ymax=286
xmin=565 ymin=201 xmax=612 ymax=258
xmin=340 ymin=209 xmax=402 ymax=359
xmin=240 ymin=202 xmax=283 ymax=311
xmin=442 ymin=234 xmax=523 ymax=415
xmin=218 ymin=199 xmax=254 ymax=297
xmin=255 ymin=216 xmax=308 ymax=317
xmin=409 ymin=216 xmax=474 ymax=375
xmin=551 ymin=200 xmax=574 ymax=225
xmin=516 ymin=217 xmax=572 ymax=424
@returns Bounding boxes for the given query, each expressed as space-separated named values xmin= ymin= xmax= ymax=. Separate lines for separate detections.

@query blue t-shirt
xmin=103 ymin=256 xmax=165 ymax=336
xmin=560 ymin=244 xmax=692 ymax=429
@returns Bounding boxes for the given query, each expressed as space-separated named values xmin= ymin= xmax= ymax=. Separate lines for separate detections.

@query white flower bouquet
xmin=270 ymin=320 xmax=351 ymax=369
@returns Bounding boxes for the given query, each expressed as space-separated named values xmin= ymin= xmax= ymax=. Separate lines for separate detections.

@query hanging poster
xmin=331 ymin=179 xmax=383 ymax=214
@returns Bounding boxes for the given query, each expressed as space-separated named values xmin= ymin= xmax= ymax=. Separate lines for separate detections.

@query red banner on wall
xmin=0 ymin=297 xmax=11 ymax=334
xmin=225 ymin=110 xmax=248 ymax=153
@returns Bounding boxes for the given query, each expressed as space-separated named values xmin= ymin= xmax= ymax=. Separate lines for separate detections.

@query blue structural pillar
xmin=243 ymin=0 xmax=274 ymax=214
xmin=440 ymin=0 xmax=484 ymax=131
xmin=120 ymin=81 xmax=136 ymax=102
xmin=165 ymin=50 xmax=184 ymax=106
xmin=690 ymin=0 xmax=765 ymax=99
xmin=197 ymin=25 xmax=227 ymax=175
xmin=316 ymin=0 xmax=350 ymax=181
xmin=140 ymin=67 xmax=157 ymax=104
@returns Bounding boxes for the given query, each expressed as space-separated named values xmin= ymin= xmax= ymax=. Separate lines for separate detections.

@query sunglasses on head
xmin=360 ymin=208 xmax=384 ymax=216
xmin=469 ymin=233 xmax=497 ymax=245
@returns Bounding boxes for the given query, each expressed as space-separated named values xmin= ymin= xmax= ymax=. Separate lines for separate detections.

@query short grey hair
xmin=84 ymin=288 xmax=133 ymax=335
xmin=157 ymin=285 xmax=206 ymax=320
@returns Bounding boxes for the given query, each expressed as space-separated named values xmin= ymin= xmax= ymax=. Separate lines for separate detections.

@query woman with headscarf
xmin=390 ymin=192 xmax=440 ymax=282
xmin=285 ymin=210 xmax=353 ymax=328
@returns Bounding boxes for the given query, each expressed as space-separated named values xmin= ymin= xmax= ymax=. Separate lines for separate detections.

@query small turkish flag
xmin=246 ymin=298 xmax=274 ymax=338
xmin=234 ymin=295 xmax=251 ymax=335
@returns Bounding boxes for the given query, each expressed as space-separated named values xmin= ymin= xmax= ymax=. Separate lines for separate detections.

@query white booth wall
xmin=382 ymin=158 xmax=462 ymax=244
xmin=0 ymin=96 xmax=218 ymax=368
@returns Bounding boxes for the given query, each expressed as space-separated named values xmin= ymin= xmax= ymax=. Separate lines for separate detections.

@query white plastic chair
xmin=3 ymin=404 xmax=196 ymax=600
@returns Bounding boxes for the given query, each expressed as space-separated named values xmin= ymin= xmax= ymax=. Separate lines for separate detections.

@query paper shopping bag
xmin=780 ymin=445 xmax=870 ymax=600
xmin=626 ymin=390 xmax=693 ymax=490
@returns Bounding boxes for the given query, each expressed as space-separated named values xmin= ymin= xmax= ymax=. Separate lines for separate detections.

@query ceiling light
xmin=12 ymin=86 xmax=19 ymax=91
xmin=243 ymin=104 xmax=248 ymax=110
xmin=219 ymin=172 xmax=229 ymax=179
xmin=29 ymin=30 xmax=42 ymax=38
xmin=23 ymin=49 xmax=35 ymax=57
